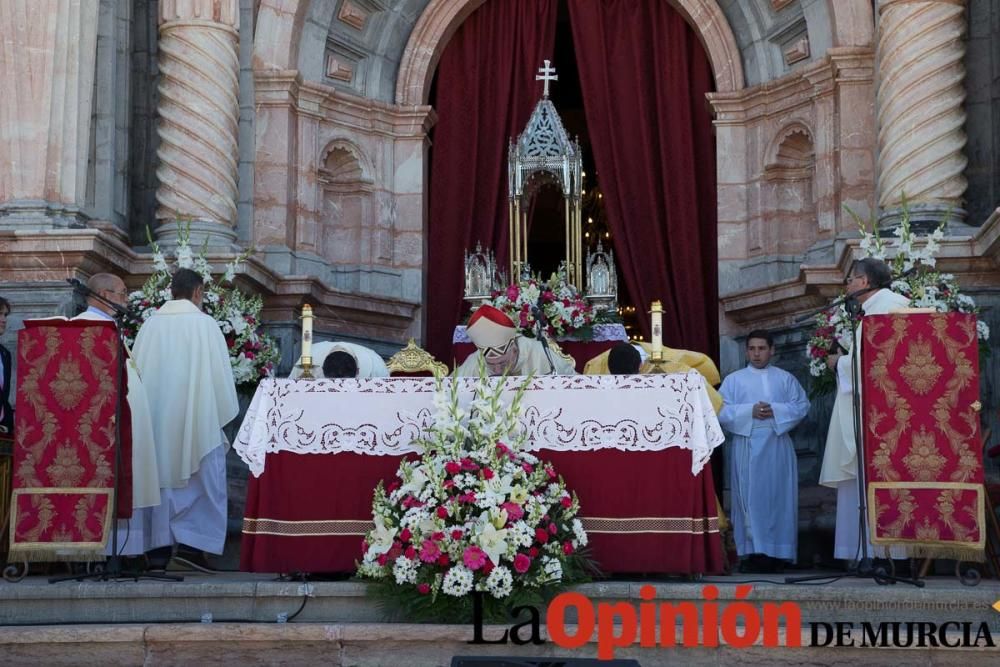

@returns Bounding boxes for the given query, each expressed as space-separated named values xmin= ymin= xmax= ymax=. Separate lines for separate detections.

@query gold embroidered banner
xmin=862 ymin=313 xmax=985 ymax=560
xmin=8 ymin=320 xmax=130 ymax=562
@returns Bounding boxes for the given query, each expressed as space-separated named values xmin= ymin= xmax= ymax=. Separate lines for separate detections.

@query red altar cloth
xmin=241 ymin=448 xmax=723 ymax=575
xmin=452 ymin=340 xmax=619 ymax=373
xmin=9 ymin=319 xmax=132 ymax=562
xmin=862 ymin=313 xmax=985 ymax=560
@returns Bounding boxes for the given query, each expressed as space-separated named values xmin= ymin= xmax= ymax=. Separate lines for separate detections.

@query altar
xmin=235 ymin=373 xmax=726 ymax=575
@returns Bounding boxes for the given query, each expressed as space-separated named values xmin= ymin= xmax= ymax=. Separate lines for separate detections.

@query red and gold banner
xmin=862 ymin=312 xmax=985 ymax=560
xmin=8 ymin=320 xmax=132 ymax=562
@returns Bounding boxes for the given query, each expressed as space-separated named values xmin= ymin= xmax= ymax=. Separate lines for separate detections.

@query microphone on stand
xmin=531 ymin=291 xmax=557 ymax=375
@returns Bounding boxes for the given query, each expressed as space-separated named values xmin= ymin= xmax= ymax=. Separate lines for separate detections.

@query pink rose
xmin=417 ymin=583 xmax=431 ymax=595
xmin=463 ymin=546 xmax=488 ymax=571
xmin=548 ymin=523 xmax=558 ymax=535
xmin=419 ymin=540 xmax=441 ymax=563
xmin=513 ymin=553 xmax=532 ymax=574
xmin=501 ymin=502 xmax=524 ymax=522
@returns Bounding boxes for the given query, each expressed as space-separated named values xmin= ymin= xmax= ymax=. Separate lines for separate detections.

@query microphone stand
xmin=50 ymin=280 xmax=181 ymax=583
xmin=531 ymin=299 xmax=557 ymax=375
xmin=787 ymin=285 xmax=921 ymax=587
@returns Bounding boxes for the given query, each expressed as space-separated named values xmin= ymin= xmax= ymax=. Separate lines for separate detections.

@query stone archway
xmin=395 ymin=0 xmax=745 ymax=105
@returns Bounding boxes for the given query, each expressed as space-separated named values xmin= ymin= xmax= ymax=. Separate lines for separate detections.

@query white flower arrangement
xmin=358 ymin=363 xmax=593 ymax=621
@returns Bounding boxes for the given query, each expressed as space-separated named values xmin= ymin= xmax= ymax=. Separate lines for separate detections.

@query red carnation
xmin=437 ymin=554 xmax=450 ymax=566
xmin=451 ymin=529 xmax=464 ymax=540
xmin=560 ymin=496 xmax=572 ymax=508
xmin=513 ymin=553 xmax=531 ymax=574
xmin=399 ymin=528 xmax=412 ymax=542
xmin=404 ymin=546 xmax=416 ymax=560
xmin=563 ymin=542 xmax=574 ymax=555
xmin=529 ymin=547 xmax=539 ymax=558
xmin=445 ymin=461 xmax=461 ymax=475
xmin=417 ymin=583 xmax=431 ymax=595
xmin=535 ymin=528 xmax=549 ymax=544
xmin=436 ymin=506 xmax=449 ymax=519
xmin=548 ymin=523 xmax=557 ymax=535
xmin=482 ymin=467 xmax=495 ymax=480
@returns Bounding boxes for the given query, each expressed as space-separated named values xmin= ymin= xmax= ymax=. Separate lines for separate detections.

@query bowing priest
xmin=586 ymin=341 xmax=724 ymax=413
xmin=289 ymin=340 xmax=389 ymax=378
xmin=456 ymin=304 xmax=575 ymax=376
xmin=819 ymin=258 xmax=909 ymax=562
xmin=133 ymin=268 xmax=239 ymax=568
xmin=718 ymin=330 xmax=810 ymax=572
xmin=72 ymin=274 xmax=161 ymax=556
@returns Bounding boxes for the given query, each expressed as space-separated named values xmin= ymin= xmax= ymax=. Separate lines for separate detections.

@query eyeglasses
xmin=844 ymin=275 xmax=864 ymax=286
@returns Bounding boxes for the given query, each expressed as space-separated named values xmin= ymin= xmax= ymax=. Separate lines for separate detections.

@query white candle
xmin=301 ymin=304 xmax=313 ymax=360
xmin=650 ymin=300 xmax=663 ymax=360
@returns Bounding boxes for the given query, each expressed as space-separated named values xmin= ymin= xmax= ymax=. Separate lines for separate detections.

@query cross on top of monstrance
xmin=536 ymin=60 xmax=558 ymax=98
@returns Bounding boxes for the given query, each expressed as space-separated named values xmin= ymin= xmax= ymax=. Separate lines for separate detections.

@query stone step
xmin=1 ymin=622 xmax=1000 ymax=667
xmin=1 ymin=573 xmax=998 ymax=628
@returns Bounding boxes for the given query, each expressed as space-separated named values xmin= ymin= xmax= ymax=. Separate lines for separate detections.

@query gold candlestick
xmin=645 ymin=300 xmax=669 ymax=374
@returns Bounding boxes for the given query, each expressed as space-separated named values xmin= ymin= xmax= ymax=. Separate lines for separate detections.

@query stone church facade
xmin=2 ymin=0 xmax=999 ymax=557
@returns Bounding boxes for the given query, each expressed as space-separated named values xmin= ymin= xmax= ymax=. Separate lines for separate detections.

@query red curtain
xmin=568 ymin=0 xmax=718 ymax=357
xmin=425 ymin=0 xmax=557 ymax=364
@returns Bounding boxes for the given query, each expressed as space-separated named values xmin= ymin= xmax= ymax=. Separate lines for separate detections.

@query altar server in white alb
xmin=73 ymin=273 xmax=161 ymax=556
xmin=718 ymin=330 xmax=810 ymax=572
xmin=820 ymin=258 xmax=909 ymax=561
xmin=133 ymin=268 xmax=239 ymax=566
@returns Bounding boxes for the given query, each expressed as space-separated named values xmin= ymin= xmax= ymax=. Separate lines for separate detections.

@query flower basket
xmin=357 ymin=363 xmax=596 ymax=622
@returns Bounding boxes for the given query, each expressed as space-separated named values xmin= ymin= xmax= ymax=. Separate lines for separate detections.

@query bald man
xmin=72 ymin=273 xmax=161 ymax=559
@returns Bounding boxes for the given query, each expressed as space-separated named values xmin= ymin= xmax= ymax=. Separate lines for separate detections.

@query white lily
xmin=475 ymin=515 xmax=510 ymax=566
xmin=367 ymin=514 xmax=398 ymax=556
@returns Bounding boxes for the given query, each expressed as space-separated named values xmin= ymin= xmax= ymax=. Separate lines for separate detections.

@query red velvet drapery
xmin=568 ymin=0 xmax=718 ymax=356
xmin=425 ymin=0 xmax=558 ymax=364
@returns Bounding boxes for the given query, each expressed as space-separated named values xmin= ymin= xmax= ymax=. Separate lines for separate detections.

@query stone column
xmin=0 ymin=0 xmax=99 ymax=227
xmin=876 ymin=0 xmax=968 ymax=229
xmin=155 ymin=0 xmax=240 ymax=246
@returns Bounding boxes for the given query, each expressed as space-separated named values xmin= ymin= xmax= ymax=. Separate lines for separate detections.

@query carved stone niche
xmin=319 ymin=144 xmax=374 ymax=267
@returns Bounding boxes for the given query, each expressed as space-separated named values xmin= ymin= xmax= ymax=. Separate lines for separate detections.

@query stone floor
xmin=0 ymin=571 xmax=998 ymax=665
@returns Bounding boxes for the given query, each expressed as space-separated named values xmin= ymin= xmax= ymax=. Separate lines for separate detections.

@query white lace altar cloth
xmin=234 ymin=371 xmax=723 ymax=478
xmin=452 ymin=323 xmax=628 ymax=343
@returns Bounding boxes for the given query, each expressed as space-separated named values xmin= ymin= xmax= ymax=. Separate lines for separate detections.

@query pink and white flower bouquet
xmin=357 ymin=365 xmax=593 ymax=621
xmin=485 ymin=271 xmax=602 ymax=340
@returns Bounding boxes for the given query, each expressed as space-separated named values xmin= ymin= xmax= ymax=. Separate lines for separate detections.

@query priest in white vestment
xmin=133 ymin=268 xmax=239 ymax=563
xmin=819 ymin=258 xmax=909 ymax=562
xmin=289 ymin=340 xmax=389 ymax=378
xmin=456 ymin=305 xmax=575 ymax=377
xmin=72 ymin=274 xmax=161 ymax=556
xmin=719 ymin=330 xmax=809 ymax=570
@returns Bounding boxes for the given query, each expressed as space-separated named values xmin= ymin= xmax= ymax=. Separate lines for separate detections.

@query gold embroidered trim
xmin=868 ymin=481 xmax=986 ymax=553
xmin=580 ymin=516 xmax=719 ymax=535
xmin=243 ymin=518 xmax=374 ymax=537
